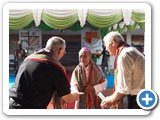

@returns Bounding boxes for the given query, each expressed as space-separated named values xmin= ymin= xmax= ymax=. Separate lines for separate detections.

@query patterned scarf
xmin=73 ymin=60 xmax=105 ymax=109
xmin=26 ymin=48 xmax=66 ymax=74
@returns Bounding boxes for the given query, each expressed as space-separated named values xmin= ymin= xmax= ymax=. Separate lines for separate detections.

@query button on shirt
xmin=116 ymin=47 xmax=145 ymax=95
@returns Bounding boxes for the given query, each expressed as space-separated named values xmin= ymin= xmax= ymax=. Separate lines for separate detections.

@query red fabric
xmin=26 ymin=57 xmax=67 ymax=78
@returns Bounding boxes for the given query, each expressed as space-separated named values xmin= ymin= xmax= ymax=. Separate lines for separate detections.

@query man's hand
xmin=100 ymin=92 xmax=125 ymax=108
xmin=100 ymin=97 xmax=113 ymax=108
xmin=72 ymin=92 xmax=84 ymax=100
xmin=62 ymin=92 xmax=84 ymax=103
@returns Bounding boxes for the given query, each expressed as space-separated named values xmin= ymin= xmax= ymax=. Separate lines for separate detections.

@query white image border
xmin=3 ymin=2 xmax=151 ymax=115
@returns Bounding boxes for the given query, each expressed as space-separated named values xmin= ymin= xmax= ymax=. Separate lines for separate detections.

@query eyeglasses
xmin=59 ymin=47 xmax=66 ymax=55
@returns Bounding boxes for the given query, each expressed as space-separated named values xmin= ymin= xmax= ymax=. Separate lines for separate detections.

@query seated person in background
xmin=14 ymin=42 xmax=27 ymax=75
xmin=70 ymin=47 xmax=107 ymax=109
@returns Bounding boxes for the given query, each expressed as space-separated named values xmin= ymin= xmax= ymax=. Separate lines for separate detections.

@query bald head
xmin=45 ymin=36 xmax=66 ymax=52
xmin=79 ymin=47 xmax=92 ymax=56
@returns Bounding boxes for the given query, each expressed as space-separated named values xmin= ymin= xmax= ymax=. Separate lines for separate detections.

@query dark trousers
xmin=127 ymin=95 xmax=141 ymax=109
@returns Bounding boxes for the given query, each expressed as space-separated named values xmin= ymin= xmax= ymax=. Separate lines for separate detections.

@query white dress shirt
xmin=116 ymin=46 xmax=145 ymax=95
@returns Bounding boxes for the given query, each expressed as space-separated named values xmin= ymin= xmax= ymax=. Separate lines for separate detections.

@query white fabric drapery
xmin=43 ymin=9 xmax=77 ymax=17
xmin=122 ymin=9 xmax=132 ymax=25
xmin=9 ymin=9 xmax=32 ymax=18
xmin=77 ymin=9 xmax=88 ymax=27
xmin=32 ymin=9 xmax=42 ymax=27
xmin=9 ymin=9 xmax=145 ymax=31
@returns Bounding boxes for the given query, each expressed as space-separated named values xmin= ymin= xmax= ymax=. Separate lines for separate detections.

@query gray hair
xmin=45 ymin=36 xmax=66 ymax=52
xmin=103 ymin=31 xmax=125 ymax=46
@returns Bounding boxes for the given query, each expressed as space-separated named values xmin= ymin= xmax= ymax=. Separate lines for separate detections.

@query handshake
xmin=71 ymin=92 xmax=84 ymax=101
xmin=62 ymin=92 xmax=84 ymax=103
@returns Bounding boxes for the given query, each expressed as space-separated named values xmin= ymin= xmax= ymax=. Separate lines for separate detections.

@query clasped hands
xmin=82 ymin=85 xmax=94 ymax=94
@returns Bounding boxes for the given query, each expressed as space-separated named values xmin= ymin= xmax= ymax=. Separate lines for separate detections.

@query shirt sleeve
xmin=116 ymin=50 xmax=134 ymax=94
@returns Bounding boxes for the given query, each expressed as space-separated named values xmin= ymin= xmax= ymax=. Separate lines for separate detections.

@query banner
xmin=19 ymin=28 xmax=42 ymax=53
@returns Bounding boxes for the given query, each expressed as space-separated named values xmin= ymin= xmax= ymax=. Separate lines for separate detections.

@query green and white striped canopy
xmin=9 ymin=9 xmax=145 ymax=33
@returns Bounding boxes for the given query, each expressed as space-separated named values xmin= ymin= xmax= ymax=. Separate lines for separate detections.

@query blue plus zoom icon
xmin=139 ymin=91 xmax=155 ymax=107
xmin=137 ymin=89 xmax=158 ymax=110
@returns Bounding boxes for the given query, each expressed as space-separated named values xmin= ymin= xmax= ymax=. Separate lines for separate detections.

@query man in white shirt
xmin=101 ymin=31 xmax=145 ymax=109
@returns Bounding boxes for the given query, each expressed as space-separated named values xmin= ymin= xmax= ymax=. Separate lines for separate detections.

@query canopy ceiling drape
xmin=9 ymin=9 xmax=145 ymax=33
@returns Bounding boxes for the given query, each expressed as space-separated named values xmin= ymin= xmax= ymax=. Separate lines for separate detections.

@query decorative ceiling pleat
xmin=9 ymin=9 xmax=32 ymax=18
xmin=9 ymin=9 xmax=34 ymax=30
xmin=88 ymin=9 xmax=122 ymax=16
xmin=109 ymin=9 xmax=145 ymax=33
xmin=87 ymin=9 xmax=123 ymax=28
xmin=9 ymin=12 xmax=33 ymax=30
xmin=43 ymin=9 xmax=77 ymax=17
xmin=122 ymin=9 xmax=132 ymax=25
xmin=32 ymin=9 xmax=42 ymax=27
xmin=77 ymin=9 xmax=88 ymax=27
xmin=132 ymin=10 xmax=145 ymax=23
xmin=9 ymin=9 xmax=145 ymax=32
xmin=41 ymin=9 xmax=78 ymax=29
